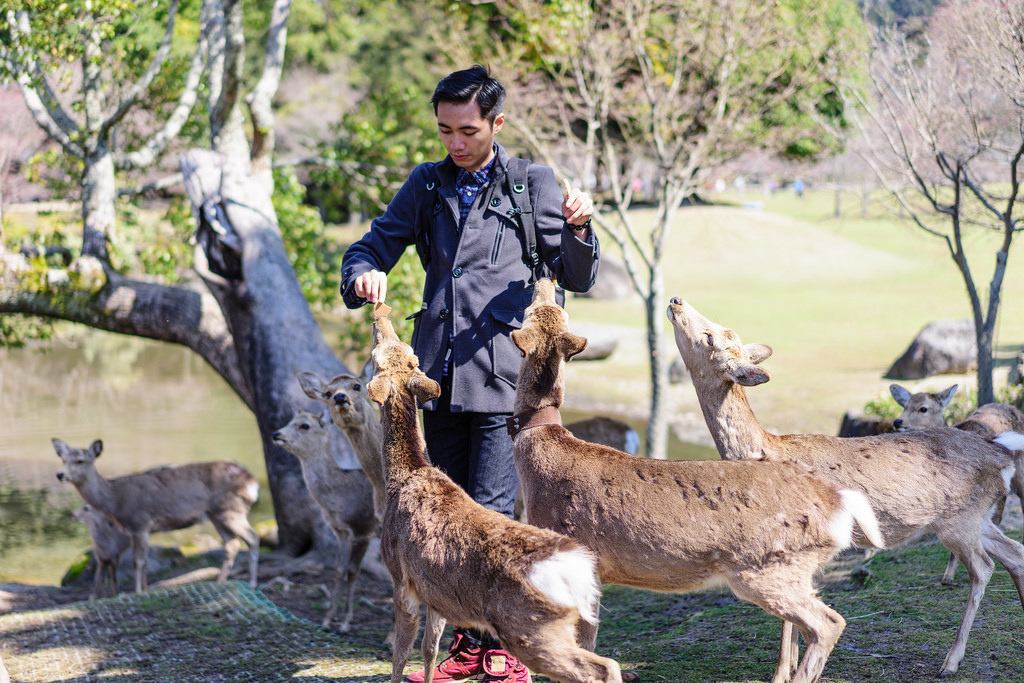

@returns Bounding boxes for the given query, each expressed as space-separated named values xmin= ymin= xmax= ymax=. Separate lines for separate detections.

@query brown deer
xmin=666 ymin=297 xmax=1024 ymax=678
xmin=297 ymin=370 xmax=385 ymax=524
xmin=272 ymin=408 xmax=376 ymax=632
xmin=368 ymin=301 xmax=622 ymax=683
xmin=72 ymin=503 xmax=130 ymax=599
xmin=509 ymin=279 xmax=884 ymax=683
xmin=53 ymin=438 xmax=261 ymax=592
xmin=891 ymin=382 xmax=1024 ymax=582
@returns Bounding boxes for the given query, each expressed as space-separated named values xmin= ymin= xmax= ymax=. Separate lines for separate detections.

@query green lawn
xmin=563 ymin=188 xmax=1024 ymax=438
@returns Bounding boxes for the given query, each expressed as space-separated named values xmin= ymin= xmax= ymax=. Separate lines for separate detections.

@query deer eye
xmin=353 ymin=383 xmax=361 ymax=392
xmin=705 ymin=333 xmax=714 ymax=347
xmin=300 ymin=423 xmax=310 ymax=430
xmin=918 ymin=407 xmax=928 ymax=413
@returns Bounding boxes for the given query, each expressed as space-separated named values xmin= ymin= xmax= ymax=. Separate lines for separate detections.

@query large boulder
xmin=884 ymin=318 xmax=976 ymax=380
xmin=575 ymin=255 xmax=634 ymax=300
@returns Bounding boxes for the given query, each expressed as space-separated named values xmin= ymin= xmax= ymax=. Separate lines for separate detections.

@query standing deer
xmin=297 ymin=370 xmax=385 ymax=524
xmin=891 ymin=382 xmax=1024 ymax=582
xmin=272 ymin=408 xmax=376 ymax=632
xmin=72 ymin=503 xmax=130 ymax=599
xmin=53 ymin=438 xmax=261 ymax=592
xmin=509 ymin=279 xmax=884 ymax=683
xmin=666 ymin=297 xmax=1024 ymax=678
xmin=368 ymin=301 xmax=622 ymax=683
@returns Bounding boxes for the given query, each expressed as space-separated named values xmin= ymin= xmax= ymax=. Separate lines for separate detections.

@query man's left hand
xmin=561 ymin=179 xmax=594 ymax=227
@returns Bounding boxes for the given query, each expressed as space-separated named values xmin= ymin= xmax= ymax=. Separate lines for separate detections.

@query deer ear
xmin=511 ymin=328 xmax=536 ymax=357
xmin=732 ymin=364 xmax=770 ymax=387
xmin=297 ymin=371 xmax=325 ymax=400
xmin=90 ymin=440 xmax=103 ymax=458
xmin=366 ymin=376 xmax=389 ymax=404
xmin=746 ymin=343 xmax=773 ymax=364
xmin=52 ymin=438 xmax=66 ymax=457
xmin=890 ymin=384 xmax=911 ymax=407
xmin=937 ymin=384 xmax=959 ymax=408
xmin=409 ymin=373 xmax=441 ymax=404
xmin=318 ymin=407 xmax=331 ymax=428
xmin=559 ymin=332 xmax=589 ymax=361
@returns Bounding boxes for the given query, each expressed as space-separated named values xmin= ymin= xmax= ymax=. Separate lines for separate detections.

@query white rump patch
xmin=246 ymin=480 xmax=260 ymax=502
xmin=834 ymin=489 xmax=884 ymax=549
xmin=994 ymin=431 xmax=1024 ymax=452
xmin=527 ymin=548 xmax=601 ymax=624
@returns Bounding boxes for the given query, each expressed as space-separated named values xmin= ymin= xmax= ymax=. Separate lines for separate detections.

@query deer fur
xmin=53 ymin=438 xmax=261 ymax=592
xmin=509 ymin=279 xmax=884 ymax=683
xmin=272 ymin=408 xmax=376 ymax=632
xmin=891 ymin=383 xmax=1024 ymax=582
xmin=72 ymin=503 xmax=130 ymax=599
xmin=368 ymin=302 xmax=622 ymax=683
xmin=298 ymin=370 xmax=385 ymax=524
xmin=667 ymin=297 xmax=1024 ymax=677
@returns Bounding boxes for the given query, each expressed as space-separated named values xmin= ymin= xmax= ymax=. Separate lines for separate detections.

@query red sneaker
xmin=407 ymin=631 xmax=485 ymax=682
xmin=481 ymin=649 xmax=531 ymax=683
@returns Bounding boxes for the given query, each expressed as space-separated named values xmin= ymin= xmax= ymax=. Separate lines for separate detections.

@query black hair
xmin=431 ymin=65 xmax=506 ymax=123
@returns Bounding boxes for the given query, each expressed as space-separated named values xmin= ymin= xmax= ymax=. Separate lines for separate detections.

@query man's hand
xmin=353 ymin=270 xmax=388 ymax=304
xmin=561 ymin=178 xmax=594 ymax=228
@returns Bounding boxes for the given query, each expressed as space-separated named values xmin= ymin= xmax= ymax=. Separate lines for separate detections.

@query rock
xmin=837 ymin=411 xmax=893 ymax=437
xmin=575 ymin=256 xmax=633 ymax=300
xmin=669 ymin=356 xmax=690 ymax=384
xmin=566 ymin=416 xmax=640 ymax=455
xmin=884 ymin=318 xmax=976 ymax=380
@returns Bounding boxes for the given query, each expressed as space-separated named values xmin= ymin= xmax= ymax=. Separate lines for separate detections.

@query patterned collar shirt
xmin=454 ymin=149 xmax=497 ymax=230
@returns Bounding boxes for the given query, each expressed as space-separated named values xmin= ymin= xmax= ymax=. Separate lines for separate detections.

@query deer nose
xmin=333 ymin=394 xmax=350 ymax=407
xmin=893 ymin=419 xmax=903 ymax=430
xmin=56 ymin=472 xmax=65 ymax=481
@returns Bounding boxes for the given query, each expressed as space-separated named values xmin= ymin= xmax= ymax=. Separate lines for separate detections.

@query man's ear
xmin=492 ymin=111 xmax=505 ymax=134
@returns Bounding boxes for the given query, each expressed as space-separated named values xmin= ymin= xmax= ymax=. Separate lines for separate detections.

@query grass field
xmin=562 ymin=187 xmax=1024 ymax=442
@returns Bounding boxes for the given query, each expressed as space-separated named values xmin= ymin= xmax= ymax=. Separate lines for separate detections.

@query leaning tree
xmin=0 ymin=0 xmax=359 ymax=555
xmin=845 ymin=0 xmax=1024 ymax=406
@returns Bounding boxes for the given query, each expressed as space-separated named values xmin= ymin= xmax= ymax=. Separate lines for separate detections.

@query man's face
xmin=436 ymin=100 xmax=504 ymax=172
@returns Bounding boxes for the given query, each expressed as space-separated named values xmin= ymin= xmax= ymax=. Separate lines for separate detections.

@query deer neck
xmin=75 ymin=469 xmax=118 ymax=517
xmin=380 ymin=390 xmax=431 ymax=490
xmin=696 ymin=378 xmax=772 ymax=459
xmin=513 ymin=353 xmax=564 ymax=415
xmin=340 ymin=413 xmax=384 ymax=483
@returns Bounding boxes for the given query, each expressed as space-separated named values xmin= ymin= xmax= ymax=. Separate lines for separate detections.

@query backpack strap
xmin=414 ymin=166 xmax=441 ymax=270
xmin=504 ymin=157 xmax=541 ymax=283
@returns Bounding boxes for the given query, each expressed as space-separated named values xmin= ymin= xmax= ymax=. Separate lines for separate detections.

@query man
xmin=340 ymin=65 xmax=599 ymax=683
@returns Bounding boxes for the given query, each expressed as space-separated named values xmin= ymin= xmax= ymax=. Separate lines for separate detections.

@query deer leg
xmin=575 ymin=588 xmax=602 ymax=650
xmin=420 ymin=609 xmax=446 ymax=683
xmin=323 ymin=529 xmax=353 ymax=630
xmin=730 ymin=566 xmax=844 ymax=683
xmin=214 ymin=512 xmax=261 ymax=587
xmin=979 ymin=519 xmax=1024 ymax=607
xmin=941 ymin=553 xmax=960 ymax=586
xmin=389 ymin=585 xmax=420 ymax=683
xmin=774 ymin=620 xmax=799 ymax=683
xmin=90 ymin=558 xmax=105 ymax=600
xmin=130 ymin=532 xmax=149 ymax=592
xmin=937 ymin=536 xmax=994 ymax=676
xmin=338 ymin=535 xmax=371 ymax=633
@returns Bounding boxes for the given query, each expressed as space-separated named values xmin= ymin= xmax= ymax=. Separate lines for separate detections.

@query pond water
xmin=0 ymin=329 xmax=714 ymax=586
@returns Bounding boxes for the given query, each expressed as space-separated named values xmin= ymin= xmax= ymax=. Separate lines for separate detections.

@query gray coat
xmin=341 ymin=144 xmax=600 ymax=413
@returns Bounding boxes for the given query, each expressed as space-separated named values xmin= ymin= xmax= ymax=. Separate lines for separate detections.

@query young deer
xmin=666 ymin=297 xmax=1024 ymax=678
xmin=297 ymin=370 xmax=385 ymax=524
xmin=891 ymin=382 xmax=1024 ymax=582
xmin=272 ymin=408 xmax=376 ymax=632
xmin=510 ymin=279 xmax=884 ymax=683
xmin=368 ymin=302 xmax=622 ymax=683
xmin=72 ymin=503 xmax=130 ymax=599
xmin=53 ymin=439 xmax=261 ymax=592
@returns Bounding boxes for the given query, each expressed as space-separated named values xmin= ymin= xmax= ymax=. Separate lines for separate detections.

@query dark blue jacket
xmin=341 ymin=144 xmax=600 ymax=413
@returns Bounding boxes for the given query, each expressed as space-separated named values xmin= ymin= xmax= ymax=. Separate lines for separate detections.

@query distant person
xmin=340 ymin=64 xmax=600 ymax=683
xmin=793 ymin=177 xmax=805 ymax=197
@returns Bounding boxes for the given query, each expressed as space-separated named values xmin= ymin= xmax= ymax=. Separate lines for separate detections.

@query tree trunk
xmin=180 ymin=149 xmax=357 ymax=556
xmin=644 ymin=281 xmax=670 ymax=460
